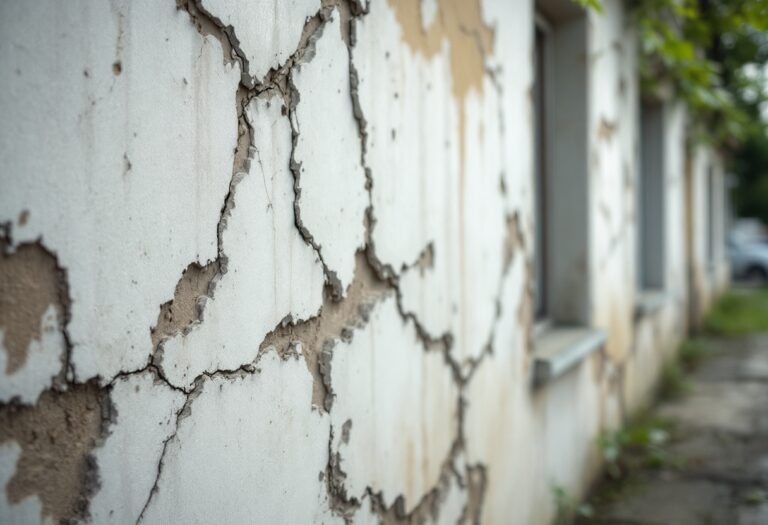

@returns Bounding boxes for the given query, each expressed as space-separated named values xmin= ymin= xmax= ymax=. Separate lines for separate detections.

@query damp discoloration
xmin=151 ymin=261 xmax=219 ymax=349
xmin=0 ymin=242 xmax=68 ymax=375
xmin=387 ymin=0 xmax=494 ymax=103
xmin=0 ymin=384 xmax=106 ymax=524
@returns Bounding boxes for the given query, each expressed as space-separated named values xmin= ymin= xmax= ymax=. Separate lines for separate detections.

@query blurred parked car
xmin=730 ymin=218 xmax=768 ymax=245
xmin=729 ymin=238 xmax=768 ymax=282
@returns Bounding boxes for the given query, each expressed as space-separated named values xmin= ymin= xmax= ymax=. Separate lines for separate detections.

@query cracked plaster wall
xmin=0 ymin=1 xmax=728 ymax=524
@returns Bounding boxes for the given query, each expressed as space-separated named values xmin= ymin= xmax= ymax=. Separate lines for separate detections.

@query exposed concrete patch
xmin=0 ymin=384 xmax=107 ymax=524
xmin=503 ymin=213 xmax=524 ymax=272
xmin=597 ymin=117 xmax=617 ymax=142
xmin=409 ymin=242 xmax=435 ymax=277
xmin=150 ymin=261 xmax=218 ymax=349
xmin=0 ymin=242 xmax=67 ymax=375
xmin=460 ymin=465 xmax=487 ymax=525
xmin=0 ymin=240 xmax=69 ymax=403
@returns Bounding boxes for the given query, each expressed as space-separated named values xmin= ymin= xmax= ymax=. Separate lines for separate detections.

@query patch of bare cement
xmin=0 ymin=242 xmax=67 ymax=375
xmin=460 ymin=465 xmax=486 ymax=524
xmin=503 ymin=212 xmax=523 ymax=272
xmin=151 ymin=261 xmax=219 ymax=349
xmin=0 ymin=384 xmax=106 ymax=524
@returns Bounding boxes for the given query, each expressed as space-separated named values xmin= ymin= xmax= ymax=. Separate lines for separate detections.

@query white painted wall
xmin=0 ymin=1 xmax=729 ymax=524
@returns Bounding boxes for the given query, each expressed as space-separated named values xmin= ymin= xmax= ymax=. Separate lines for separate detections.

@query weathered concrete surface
xmin=584 ymin=335 xmax=768 ymax=525
xmin=0 ymin=0 xmax=731 ymax=523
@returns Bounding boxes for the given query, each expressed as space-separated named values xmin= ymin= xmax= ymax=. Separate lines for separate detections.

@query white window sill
xmin=532 ymin=326 xmax=607 ymax=387
xmin=634 ymin=289 xmax=667 ymax=320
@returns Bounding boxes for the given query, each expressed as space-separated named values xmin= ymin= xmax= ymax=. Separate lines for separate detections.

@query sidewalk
xmin=581 ymin=333 xmax=768 ymax=525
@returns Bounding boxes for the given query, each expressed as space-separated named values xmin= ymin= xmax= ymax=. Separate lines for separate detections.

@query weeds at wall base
xmin=704 ymin=288 xmax=768 ymax=337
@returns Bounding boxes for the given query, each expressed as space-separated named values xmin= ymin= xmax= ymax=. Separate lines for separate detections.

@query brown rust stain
xmin=0 ymin=384 xmax=105 ymax=524
xmin=0 ymin=243 xmax=67 ymax=375
xmin=260 ymin=251 xmax=389 ymax=410
xmin=151 ymin=261 xmax=219 ymax=349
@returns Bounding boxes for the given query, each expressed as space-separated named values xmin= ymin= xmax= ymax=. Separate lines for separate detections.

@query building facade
xmin=0 ymin=1 xmax=729 ymax=524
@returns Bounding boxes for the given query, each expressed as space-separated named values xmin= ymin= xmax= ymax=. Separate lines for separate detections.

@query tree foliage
xmin=630 ymin=0 xmax=768 ymax=149
xmin=582 ymin=0 xmax=768 ymax=222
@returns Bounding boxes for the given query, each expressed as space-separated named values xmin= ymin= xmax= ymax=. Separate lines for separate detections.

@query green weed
xmin=598 ymin=416 xmax=678 ymax=482
xmin=704 ymin=289 xmax=768 ymax=336
xmin=552 ymin=485 xmax=594 ymax=525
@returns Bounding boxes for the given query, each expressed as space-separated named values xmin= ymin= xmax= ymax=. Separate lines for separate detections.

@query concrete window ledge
xmin=634 ymin=290 xmax=668 ymax=320
xmin=532 ymin=327 xmax=607 ymax=387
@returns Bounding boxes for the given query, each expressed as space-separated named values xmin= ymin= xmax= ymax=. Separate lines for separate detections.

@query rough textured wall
xmin=0 ymin=1 xmax=726 ymax=524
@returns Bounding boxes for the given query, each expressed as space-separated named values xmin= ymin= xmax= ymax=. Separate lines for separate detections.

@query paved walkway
xmin=582 ymin=334 xmax=768 ymax=525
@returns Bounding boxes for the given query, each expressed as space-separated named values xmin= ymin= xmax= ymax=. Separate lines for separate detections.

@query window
xmin=532 ymin=4 xmax=590 ymax=326
xmin=533 ymin=16 xmax=550 ymax=320
xmin=531 ymin=2 xmax=606 ymax=387
xmin=707 ymin=164 xmax=716 ymax=267
xmin=637 ymin=102 xmax=665 ymax=291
